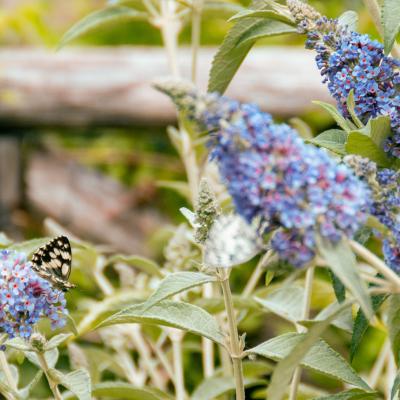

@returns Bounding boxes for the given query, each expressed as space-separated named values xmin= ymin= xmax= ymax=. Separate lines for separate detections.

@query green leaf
xmin=235 ymin=19 xmax=297 ymax=46
xmin=107 ymin=255 xmax=163 ymax=277
xmin=229 ymin=8 xmax=294 ymax=24
xmin=248 ymin=331 xmax=371 ymax=391
xmin=192 ymin=376 xmax=263 ymax=400
xmin=157 ymin=181 xmax=191 ymax=201
xmin=89 ymin=382 xmax=172 ymax=400
xmin=19 ymin=370 xmax=44 ymax=400
xmin=97 ymin=300 xmax=225 ymax=345
xmin=338 ymin=10 xmax=359 ymax=32
xmin=313 ymin=101 xmax=353 ymax=132
xmin=50 ymin=368 xmax=91 ymax=400
xmin=388 ymin=294 xmax=400 ymax=365
xmin=208 ymin=0 xmax=295 ymax=93
xmin=310 ymin=129 xmax=348 ymax=155
xmin=59 ymin=6 xmax=148 ymax=49
xmin=391 ymin=369 xmax=400 ymax=400
xmin=255 ymin=286 xmax=304 ymax=323
xmin=346 ymin=131 xmax=392 ymax=167
xmin=144 ymin=271 xmax=216 ymax=310
xmin=312 ymin=302 xmax=353 ymax=333
xmin=289 ymin=118 xmax=313 ymax=140
xmin=263 ymin=301 xmax=372 ymax=400
xmin=329 ymin=270 xmax=346 ymax=303
xmin=8 ymin=237 xmax=51 ymax=257
xmin=350 ymin=294 xmax=387 ymax=361
xmin=365 ymin=115 xmax=392 ymax=148
xmin=315 ymin=389 xmax=379 ymax=399
xmin=346 ymin=90 xmax=364 ymax=129
xmin=6 ymin=338 xmax=31 ymax=351
xmin=26 ymin=348 xmax=59 ymax=369
xmin=383 ymin=0 xmax=400 ymax=54
xmin=77 ymin=290 xmax=144 ymax=336
xmin=0 ymin=232 xmax=12 ymax=248
xmin=317 ymin=237 xmax=373 ymax=319
xmin=46 ymin=333 xmax=74 ymax=350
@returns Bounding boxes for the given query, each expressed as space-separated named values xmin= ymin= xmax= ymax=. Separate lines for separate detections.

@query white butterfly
xmin=204 ymin=214 xmax=262 ymax=268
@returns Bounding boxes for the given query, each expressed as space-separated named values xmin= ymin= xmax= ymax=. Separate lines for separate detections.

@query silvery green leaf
xmin=179 ymin=207 xmax=199 ymax=228
xmin=204 ymin=214 xmax=262 ymax=268
xmin=383 ymin=0 xmax=400 ymax=54
xmin=144 ymin=271 xmax=216 ymax=310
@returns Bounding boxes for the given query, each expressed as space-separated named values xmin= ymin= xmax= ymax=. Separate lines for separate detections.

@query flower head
xmin=345 ymin=155 xmax=400 ymax=272
xmin=288 ymin=0 xmax=400 ymax=158
xmin=0 ymin=250 xmax=67 ymax=339
xmin=158 ymin=81 xmax=371 ymax=267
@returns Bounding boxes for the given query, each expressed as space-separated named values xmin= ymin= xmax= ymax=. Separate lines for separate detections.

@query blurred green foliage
xmin=0 ymin=0 xmax=380 ymax=47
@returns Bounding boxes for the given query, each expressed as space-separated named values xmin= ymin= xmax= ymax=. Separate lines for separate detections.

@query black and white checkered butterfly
xmin=31 ymin=236 xmax=75 ymax=292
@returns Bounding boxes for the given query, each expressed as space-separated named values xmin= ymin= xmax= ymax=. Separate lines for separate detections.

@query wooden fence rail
xmin=0 ymin=46 xmax=333 ymax=251
xmin=0 ymin=46 xmax=331 ymax=127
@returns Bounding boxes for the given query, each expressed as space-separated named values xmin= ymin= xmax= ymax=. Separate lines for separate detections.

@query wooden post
xmin=0 ymin=134 xmax=22 ymax=232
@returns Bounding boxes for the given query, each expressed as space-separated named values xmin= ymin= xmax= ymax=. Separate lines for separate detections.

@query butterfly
xmin=31 ymin=236 xmax=76 ymax=292
xmin=204 ymin=214 xmax=262 ymax=268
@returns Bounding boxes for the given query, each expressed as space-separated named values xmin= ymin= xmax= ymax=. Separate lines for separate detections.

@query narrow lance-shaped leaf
xmin=346 ymin=131 xmax=392 ymax=167
xmin=350 ymin=294 xmax=387 ymax=362
xmin=383 ymin=0 xmax=400 ymax=54
xmin=317 ymin=237 xmax=373 ymax=319
xmin=247 ymin=331 xmax=371 ymax=391
xmin=144 ymin=271 xmax=216 ymax=310
xmin=208 ymin=0 xmax=296 ymax=94
xmin=312 ymin=101 xmax=354 ymax=132
xmin=315 ymin=389 xmax=379 ymax=400
xmin=391 ymin=369 xmax=400 ymax=400
xmin=97 ymin=300 xmax=226 ymax=346
xmin=388 ymin=294 xmax=400 ymax=365
xmin=265 ymin=300 xmax=372 ymax=400
xmin=107 ymin=255 xmax=163 ymax=277
xmin=88 ymin=381 xmax=173 ymax=400
xmin=309 ymin=129 xmax=348 ymax=155
xmin=59 ymin=6 xmax=148 ymax=49
xmin=192 ymin=376 xmax=263 ymax=400
xmin=50 ymin=368 xmax=91 ymax=400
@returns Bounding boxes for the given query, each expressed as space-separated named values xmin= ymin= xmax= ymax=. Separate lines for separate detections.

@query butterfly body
xmin=31 ymin=236 xmax=75 ymax=292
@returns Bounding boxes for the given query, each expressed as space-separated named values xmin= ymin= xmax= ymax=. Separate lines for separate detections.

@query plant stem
xmin=0 ymin=351 xmax=17 ymax=399
xmin=160 ymin=0 xmax=180 ymax=77
xmin=181 ymin=128 xmax=200 ymax=203
xmin=289 ymin=265 xmax=315 ymax=400
xmin=169 ymin=328 xmax=186 ymax=400
xmin=202 ymin=282 xmax=215 ymax=377
xmin=362 ymin=0 xmax=400 ymax=58
xmin=191 ymin=0 xmax=203 ymax=84
xmin=129 ymin=325 xmax=165 ymax=389
xmin=36 ymin=351 xmax=63 ymax=400
xmin=350 ymin=240 xmax=400 ymax=288
xmin=242 ymin=250 xmax=274 ymax=297
xmin=368 ymin=338 xmax=390 ymax=388
xmin=219 ymin=269 xmax=245 ymax=400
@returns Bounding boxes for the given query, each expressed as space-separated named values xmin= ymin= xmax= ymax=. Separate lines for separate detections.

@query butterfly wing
xmin=31 ymin=236 xmax=75 ymax=292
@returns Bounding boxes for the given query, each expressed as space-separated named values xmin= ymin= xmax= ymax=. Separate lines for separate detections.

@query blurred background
xmin=0 ymin=0 xmax=377 ymax=254
xmin=0 ymin=1 xmax=389 ymax=396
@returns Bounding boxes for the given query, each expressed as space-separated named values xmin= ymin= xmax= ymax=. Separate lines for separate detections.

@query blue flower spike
xmin=0 ymin=250 xmax=68 ymax=340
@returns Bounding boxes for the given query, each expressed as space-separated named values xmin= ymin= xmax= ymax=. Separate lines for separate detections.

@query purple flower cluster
xmin=157 ymin=82 xmax=371 ymax=267
xmin=0 ymin=250 xmax=67 ymax=339
xmin=344 ymin=155 xmax=400 ymax=272
xmin=288 ymin=0 xmax=400 ymax=158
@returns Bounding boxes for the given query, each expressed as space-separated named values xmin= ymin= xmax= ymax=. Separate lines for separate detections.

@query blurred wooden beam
xmin=0 ymin=47 xmax=332 ymax=127
xmin=0 ymin=135 xmax=22 ymax=233
xmin=26 ymin=151 xmax=167 ymax=254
